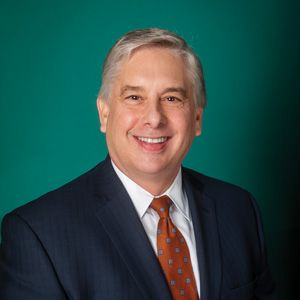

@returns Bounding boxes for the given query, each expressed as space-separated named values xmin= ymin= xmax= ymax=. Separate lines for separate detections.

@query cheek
xmin=107 ymin=107 xmax=139 ymax=134
xmin=171 ymin=111 xmax=195 ymax=132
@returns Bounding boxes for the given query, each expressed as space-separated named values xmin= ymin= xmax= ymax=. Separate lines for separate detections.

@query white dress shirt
xmin=112 ymin=161 xmax=201 ymax=295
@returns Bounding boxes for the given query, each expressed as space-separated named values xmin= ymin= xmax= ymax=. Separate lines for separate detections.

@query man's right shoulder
xmin=8 ymin=158 xmax=111 ymax=221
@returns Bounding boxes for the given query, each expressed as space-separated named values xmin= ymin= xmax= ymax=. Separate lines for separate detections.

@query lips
xmin=137 ymin=137 xmax=168 ymax=144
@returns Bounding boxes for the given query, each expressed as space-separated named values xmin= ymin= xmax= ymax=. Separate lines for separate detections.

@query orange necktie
xmin=151 ymin=196 xmax=199 ymax=300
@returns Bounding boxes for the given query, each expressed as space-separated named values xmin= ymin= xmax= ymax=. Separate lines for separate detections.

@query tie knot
xmin=151 ymin=195 xmax=172 ymax=218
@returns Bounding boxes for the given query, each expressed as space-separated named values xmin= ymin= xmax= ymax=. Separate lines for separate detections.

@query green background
xmin=1 ymin=0 xmax=299 ymax=297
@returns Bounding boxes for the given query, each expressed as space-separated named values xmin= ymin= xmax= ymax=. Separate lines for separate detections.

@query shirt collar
xmin=111 ymin=160 xmax=190 ymax=221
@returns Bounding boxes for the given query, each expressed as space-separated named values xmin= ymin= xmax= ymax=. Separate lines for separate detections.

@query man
xmin=0 ymin=28 xmax=278 ymax=299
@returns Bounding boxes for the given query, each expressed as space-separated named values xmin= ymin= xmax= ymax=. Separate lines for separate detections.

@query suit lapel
xmin=91 ymin=157 xmax=172 ymax=300
xmin=183 ymin=169 xmax=222 ymax=300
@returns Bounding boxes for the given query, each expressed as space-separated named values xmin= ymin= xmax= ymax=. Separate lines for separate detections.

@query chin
xmin=134 ymin=160 xmax=170 ymax=176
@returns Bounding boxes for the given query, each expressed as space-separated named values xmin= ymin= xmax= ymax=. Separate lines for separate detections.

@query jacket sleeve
xmin=0 ymin=213 xmax=68 ymax=300
xmin=250 ymin=194 xmax=279 ymax=300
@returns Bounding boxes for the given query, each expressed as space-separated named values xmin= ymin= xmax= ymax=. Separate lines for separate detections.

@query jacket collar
xmin=183 ymin=168 xmax=222 ymax=300
xmin=91 ymin=156 xmax=172 ymax=300
xmin=90 ymin=157 xmax=222 ymax=300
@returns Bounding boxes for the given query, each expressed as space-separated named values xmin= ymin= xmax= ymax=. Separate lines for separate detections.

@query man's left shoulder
xmin=182 ymin=167 xmax=263 ymax=234
xmin=182 ymin=167 xmax=254 ymax=204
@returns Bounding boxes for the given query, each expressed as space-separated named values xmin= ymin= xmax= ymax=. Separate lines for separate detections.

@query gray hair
xmin=98 ymin=28 xmax=206 ymax=108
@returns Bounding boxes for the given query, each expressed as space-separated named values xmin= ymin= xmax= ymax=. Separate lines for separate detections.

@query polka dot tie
xmin=151 ymin=196 xmax=199 ymax=300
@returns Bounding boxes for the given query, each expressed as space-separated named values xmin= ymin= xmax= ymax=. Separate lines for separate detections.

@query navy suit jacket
xmin=0 ymin=156 xmax=278 ymax=299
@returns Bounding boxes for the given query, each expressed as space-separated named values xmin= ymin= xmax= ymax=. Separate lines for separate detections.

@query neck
xmin=132 ymin=174 xmax=176 ymax=196
xmin=111 ymin=160 xmax=180 ymax=196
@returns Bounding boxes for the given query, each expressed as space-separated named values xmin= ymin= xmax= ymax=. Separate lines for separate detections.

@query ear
xmin=194 ymin=107 xmax=203 ymax=136
xmin=97 ymin=97 xmax=110 ymax=133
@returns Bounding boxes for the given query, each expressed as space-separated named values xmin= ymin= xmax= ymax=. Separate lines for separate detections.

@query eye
xmin=166 ymin=96 xmax=180 ymax=102
xmin=162 ymin=95 xmax=184 ymax=108
xmin=128 ymin=95 xmax=140 ymax=100
xmin=124 ymin=94 xmax=143 ymax=105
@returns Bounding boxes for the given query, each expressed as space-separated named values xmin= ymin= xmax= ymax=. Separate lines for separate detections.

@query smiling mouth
xmin=137 ymin=137 xmax=168 ymax=144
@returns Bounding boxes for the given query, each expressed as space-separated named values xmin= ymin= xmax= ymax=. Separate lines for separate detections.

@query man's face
xmin=97 ymin=47 xmax=203 ymax=189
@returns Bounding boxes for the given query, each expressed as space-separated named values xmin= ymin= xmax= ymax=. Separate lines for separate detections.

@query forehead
xmin=115 ymin=47 xmax=191 ymax=87
xmin=127 ymin=46 xmax=186 ymax=69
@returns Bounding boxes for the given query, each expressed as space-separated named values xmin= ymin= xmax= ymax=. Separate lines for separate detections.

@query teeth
xmin=137 ymin=137 xmax=168 ymax=144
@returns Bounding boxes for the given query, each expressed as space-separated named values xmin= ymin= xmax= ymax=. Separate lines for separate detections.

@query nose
xmin=142 ymin=99 xmax=166 ymax=128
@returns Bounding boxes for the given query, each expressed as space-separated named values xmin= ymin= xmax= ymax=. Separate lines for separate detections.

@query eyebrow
xmin=162 ymin=87 xmax=188 ymax=99
xmin=120 ymin=85 xmax=188 ymax=99
xmin=120 ymin=85 xmax=145 ymax=97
